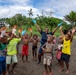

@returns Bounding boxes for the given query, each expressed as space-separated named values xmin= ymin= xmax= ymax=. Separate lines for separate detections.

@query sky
xmin=0 ymin=0 xmax=76 ymax=19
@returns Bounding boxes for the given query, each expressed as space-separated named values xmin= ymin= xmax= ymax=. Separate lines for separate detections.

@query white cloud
xmin=39 ymin=0 xmax=76 ymax=18
xmin=0 ymin=0 xmax=41 ymax=18
xmin=0 ymin=0 xmax=76 ymax=19
xmin=0 ymin=6 xmax=41 ymax=18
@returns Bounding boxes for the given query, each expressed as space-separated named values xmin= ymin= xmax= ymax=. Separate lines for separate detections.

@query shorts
xmin=39 ymin=44 xmax=45 ymax=54
xmin=6 ymin=55 xmax=18 ymax=64
xmin=39 ymin=47 xmax=43 ymax=54
xmin=22 ymin=45 xmax=28 ymax=56
xmin=61 ymin=53 xmax=70 ymax=63
xmin=32 ymin=46 xmax=37 ymax=50
xmin=0 ymin=60 xmax=6 ymax=74
xmin=43 ymin=55 xmax=52 ymax=65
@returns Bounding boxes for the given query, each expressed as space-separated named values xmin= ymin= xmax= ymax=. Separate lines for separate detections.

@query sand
xmin=9 ymin=39 xmax=76 ymax=75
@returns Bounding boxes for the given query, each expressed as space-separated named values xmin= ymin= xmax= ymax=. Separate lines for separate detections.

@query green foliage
xmin=0 ymin=13 xmax=72 ymax=37
xmin=64 ymin=11 xmax=76 ymax=27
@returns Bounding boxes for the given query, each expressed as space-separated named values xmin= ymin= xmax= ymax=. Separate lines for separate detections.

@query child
xmin=52 ymin=35 xmax=56 ymax=61
xmin=53 ymin=35 xmax=56 ymax=44
xmin=6 ymin=33 xmax=21 ymax=74
xmin=0 ymin=27 xmax=6 ymax=37
xmin=0 ymin=35 xmax=8 ymax=75
xmin=22 ymin=33 xmax=32 ymax=62
xmin=42 ymin=35 xmax=54 ymax=75
xmin=59 ymin=26 xmax=75 ymax=74
xmin=30 ymin=34 xmax=39 ymax=61
xmin=56 ymin=36 xmax=63 ymax=65
xmin=12 ymin=25 xmax=17 ymax=35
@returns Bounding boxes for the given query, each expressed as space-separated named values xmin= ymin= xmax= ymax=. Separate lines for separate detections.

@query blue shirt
xmin=0 ymin=43 xmax=7 ymax=61
xmin=40 ymin=31 xmax=53 ymax=45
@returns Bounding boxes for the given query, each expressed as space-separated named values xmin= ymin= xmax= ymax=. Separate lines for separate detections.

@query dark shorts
xmin=32 ymin=46 xmax=37 ymax=51
xmin=38 ymin=47 xmax=43 ymax=54
xmin=0 ymin=60 xmax=6 ymax=74
xmin=38 ymin=45 xmax=46 ymax=54
xmin=61 ymin=53 xmax=70 ymax=63
xmin=38 ymin=41 xmax=46 ymax=54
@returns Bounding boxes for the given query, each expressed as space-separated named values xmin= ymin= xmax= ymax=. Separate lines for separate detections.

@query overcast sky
xmin=0 ymin=0 xmax=76 ymax=19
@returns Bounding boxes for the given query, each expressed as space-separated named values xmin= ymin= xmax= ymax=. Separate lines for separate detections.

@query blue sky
xmin=0 ymin=0 xmax=76 ymax=19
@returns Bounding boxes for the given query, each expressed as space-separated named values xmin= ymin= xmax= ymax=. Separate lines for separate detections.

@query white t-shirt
xmin=58 ymin=44 xmax=63 ymax=50
xmin=12 ymin=28 xmax=16 ymax=35
xmin=0 ymin=30 xmax=6 ymax=37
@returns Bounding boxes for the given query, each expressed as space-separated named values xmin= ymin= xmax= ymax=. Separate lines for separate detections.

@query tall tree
xmin=64 ymin=11 xmax=76 ymax=27
xmin=28 ymin=9 xmax=33 ymax=18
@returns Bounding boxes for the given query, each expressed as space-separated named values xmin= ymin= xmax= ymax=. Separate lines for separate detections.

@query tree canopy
xmin=0 ymin=11 xmax=75 ymax=31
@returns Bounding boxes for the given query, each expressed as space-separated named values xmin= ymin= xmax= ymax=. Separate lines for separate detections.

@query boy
xmin=30 ymin=34 xmax=39 ymax=60
xmin=6 ymin=34 xmax=21 ymax=74
xmin=0 ymin=36 xmax=8 ymax=75
xmin=22 ymin=32 xmax=32 ymax=62
xmin=59 ymin=26 xmax=75 ymax=74
xmin=42 ymin=35 xmax=54 ymax=75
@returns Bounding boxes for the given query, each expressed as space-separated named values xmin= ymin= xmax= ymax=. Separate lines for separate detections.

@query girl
xmin=56 ymin=36 xmax=63 ymax=65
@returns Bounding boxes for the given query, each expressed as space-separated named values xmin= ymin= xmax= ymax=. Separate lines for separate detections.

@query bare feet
xmin=66 ymin=70 xmax=69 ymax=74
xmin=58 ymin=68 xmax=64 ymax=72
xmin=43 ymin=71 xmax=47 ymax=75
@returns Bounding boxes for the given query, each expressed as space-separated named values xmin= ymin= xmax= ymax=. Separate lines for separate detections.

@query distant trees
xmin=1 ymin=10 xmax=76 ymax=31
xmin=3 ymin=14 xmax=68 ymax=31
xmin=64 ymin=11 xmax=76 ymax=27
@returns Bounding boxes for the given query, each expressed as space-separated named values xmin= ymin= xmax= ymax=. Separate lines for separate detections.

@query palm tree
xmin=64 ymin=11 xmax=76 ymax=27
xmin=28 ymin=9 xmax=33 ymax=18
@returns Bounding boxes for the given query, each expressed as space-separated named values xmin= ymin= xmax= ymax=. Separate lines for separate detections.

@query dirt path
xmin=11 ymin=40 xmax=76 ymax=75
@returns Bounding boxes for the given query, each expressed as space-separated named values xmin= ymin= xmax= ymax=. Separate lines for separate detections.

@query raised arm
xmin=60 ymin=26 xmax=65 ymax=37
xmin=36 ymin=24 xmax=41 ymax=32
xmin=8 ymin=34 xmax=14 ymax=41
xmin=42 ymin=43 xmax=46 ymax=51
xmin=29 ymin=32 xmax=32 ymax=39
xmin=71 ymin=28 xmax=76 ymax=41
xmin=52 ymin=26 xmax=59 ymax=34
xmin=52 ymin=22 xmax=63 ymax=34
xmin=29 ymin=37 xmax=33 ymax=43
xmin=18 ymin=30 xmax=22 ymax=38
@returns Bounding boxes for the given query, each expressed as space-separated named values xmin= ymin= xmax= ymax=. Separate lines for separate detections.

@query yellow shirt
xmin=62 ymin=37 xmax=71 ymax=55
xmin=7 ymin=38 xmax=21 ymax=55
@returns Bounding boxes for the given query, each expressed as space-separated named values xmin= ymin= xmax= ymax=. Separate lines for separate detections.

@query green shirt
xmin=0 ymin=43 xmax=7 ymax=61
xmin=7 ymin=38 xmax=21 ymax=55
xmin=0 ymin=43 xmax=7 ymax=51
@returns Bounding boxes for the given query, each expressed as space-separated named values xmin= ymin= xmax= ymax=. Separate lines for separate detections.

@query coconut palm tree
xmin=28 ymin=8 xmax=33 ymax=18
xmin=64 ymin=11 xmax=76 ymax=27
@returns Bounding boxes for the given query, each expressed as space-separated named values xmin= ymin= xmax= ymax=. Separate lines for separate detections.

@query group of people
xmin=0 ymin=21 xmax=76 ymax=75
xmin=36 ymin=24 xmax=75 ymax=75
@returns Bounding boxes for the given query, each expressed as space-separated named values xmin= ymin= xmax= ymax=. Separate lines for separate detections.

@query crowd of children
xmin=0 ymin=22 xmax=76 ymax=75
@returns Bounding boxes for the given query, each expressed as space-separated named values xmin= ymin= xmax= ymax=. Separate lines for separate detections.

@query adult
xmin=36 ymin=24 xmax=59 ymax=64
